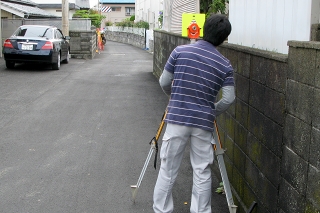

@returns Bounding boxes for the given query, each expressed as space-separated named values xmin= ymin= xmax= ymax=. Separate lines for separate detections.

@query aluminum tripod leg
xmin=130 ymin=110 xmax=167 ymax=203
xmin=131 ymin=144 xmax=155 ymax=202
xmin=213 ymin=121 xmax=238 ymax=213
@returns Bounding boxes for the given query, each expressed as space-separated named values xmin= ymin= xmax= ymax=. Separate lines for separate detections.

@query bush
xmin=115 ymin=18 xmax=133 ymax=27
xmin=133 ymin=20 xmax=149 ymax=29
xmin=130 ymin=15 xmax=135 ymax=21
xmin=105 ymin=21 xmax=113 ymax=26
xmin=115 ymin=19 xmax=149 ymax=29
xmin=73 ymin=9 xmax=106 ymax=28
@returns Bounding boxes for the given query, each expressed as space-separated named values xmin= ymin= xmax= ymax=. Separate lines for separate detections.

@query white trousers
xmin=153 ymin=123 xmax=214 ymax=213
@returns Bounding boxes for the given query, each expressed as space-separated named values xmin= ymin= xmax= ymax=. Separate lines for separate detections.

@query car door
xmin=55 ymin=29 xmax=67 ymax=59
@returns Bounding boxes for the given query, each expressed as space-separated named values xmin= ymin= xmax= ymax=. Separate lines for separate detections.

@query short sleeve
xmin=222 ymin=69 xmax=235 ymax=87
xmin=164 ymin=48 xmax=178 ymax=74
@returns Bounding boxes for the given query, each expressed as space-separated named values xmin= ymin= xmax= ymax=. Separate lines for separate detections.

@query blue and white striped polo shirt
xmin=164 ymin=40 xmax=234 ymax=132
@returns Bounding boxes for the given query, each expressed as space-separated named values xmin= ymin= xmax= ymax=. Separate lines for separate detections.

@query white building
xmin=134 ymin=0 xmax=163 ymax=29
xmin=228 ymin=0 xmax=320 ymax=54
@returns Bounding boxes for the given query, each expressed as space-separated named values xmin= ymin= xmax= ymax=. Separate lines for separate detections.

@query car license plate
xmin=21 ymin=44 xmax=33 ymax=50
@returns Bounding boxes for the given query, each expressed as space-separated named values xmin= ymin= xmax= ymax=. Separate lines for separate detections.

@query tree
xmin=73 ymin=9 xmax=106 ymax=28
xmin=200 ymin=0 xmax=229 ymax=17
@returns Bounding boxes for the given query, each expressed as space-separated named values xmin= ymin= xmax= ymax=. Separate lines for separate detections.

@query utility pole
xmin=62 ymin=0 xmax=69 ymax=36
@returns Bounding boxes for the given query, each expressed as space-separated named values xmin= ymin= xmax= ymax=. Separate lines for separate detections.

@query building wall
xmin=31 ymin=0 xmax=78 ymax=19
xmin=100 ymin=3 xmax=134 ymax=26
xmin=153 ymin=30 xmax=320 ymax=213
xmin=228 ymin=0 xmax=320 ymax=54
xmin=1 ymin=10 xmax=15 ymax=19
xmin=135 ymin=0 xmax=163 ymax=29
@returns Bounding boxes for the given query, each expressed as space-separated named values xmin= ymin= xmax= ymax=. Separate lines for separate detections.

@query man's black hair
xmin=203 ymin=14 xmax=232 ymax=46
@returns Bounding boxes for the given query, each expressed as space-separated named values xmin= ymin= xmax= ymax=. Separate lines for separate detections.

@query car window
xmin=55 ymin=30 xmax=63 ymax=39
xmin=13 ymin=26 xmax=53 ymax=38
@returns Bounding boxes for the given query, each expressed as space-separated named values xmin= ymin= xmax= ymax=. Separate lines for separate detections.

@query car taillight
xmin=41 ymin=41 xmax=53 ymax=50
xmin=3 ymin=39 xmax=13 ymax=48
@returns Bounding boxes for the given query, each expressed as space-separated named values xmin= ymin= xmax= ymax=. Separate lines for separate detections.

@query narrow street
xmin=0 ymin=41 xmax=229 ymax=213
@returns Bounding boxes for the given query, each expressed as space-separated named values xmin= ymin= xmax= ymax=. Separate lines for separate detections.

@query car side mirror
xmin=65 ymin=36 xmax=71 ymax=40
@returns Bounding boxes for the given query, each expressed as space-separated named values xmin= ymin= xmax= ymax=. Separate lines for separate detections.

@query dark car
xmin=2 ymin=25 xmax=70 ymax=70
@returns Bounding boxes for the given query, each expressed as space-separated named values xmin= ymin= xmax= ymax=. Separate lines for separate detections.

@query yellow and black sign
xmin=181 ymin=13 xmax=205 ymax=38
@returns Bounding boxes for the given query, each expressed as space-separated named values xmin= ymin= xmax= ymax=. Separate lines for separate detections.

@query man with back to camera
xmin=153 ymin=14 xmax=235 ymax=213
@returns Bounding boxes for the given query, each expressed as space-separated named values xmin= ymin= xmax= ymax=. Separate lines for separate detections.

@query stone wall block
xmin=235 ymin=73 xmax=250 ymax=103
xmin=234 ymin=121 xmax=248 ymax=152
xmin=306 ymin=164 xmax=320 ymax=210
xmin=279 ymin=179 xmax=306 ymax=213
xmin=235 ymin=99 xmax=249 ymax=127
xmin=242 ymin=183 xmax=259 ymax=213
xmin=266 ymin=60 xmax=287 ymax=94
xmin=281 ymin=146 xmax=308 ymax=195
xmin=248 ymin=107 xmax=265 ymax=142
xmin=244 ymin=157 xmax=259 ymax=195
xmin=315 ymin=50 xmax=320 ymax=88
xmin=312 ymin=87 xmax=320 ymax=129
xmin=284 ymin=114 xmax=311 ymax=161
xmin=264 ymin=88 xmax=286 ymax=125
xmin=232 ymin=165 xmax=245 ymax=200
xmin=233 ymin=143 xmax=246 ymax=177
xmin=225 ymin=114 xmax=235 ymax=140
xmin=256 ymin=172 xmax=278 ymax=213
xmin=262 ymin=117 xmax=283 ymax=157
xmin=286 ymin=80 xmax=313 ymax=124
xmin=247 ymin=133 xmax=281 ymax=186
xmin=288 ymin=46 xmax=316 ymax=85
xmin=224 ymin=134 xmax=235 ymax=162
xmin=310 ymin=127 xmax=320 ymax=169
xmin=249 ymin=80 xmax=266 ymax=114
xmin=237 ymin=52 xmax=251 ymax=78
xmin=70 ymin=37 xmax=81 ymax=51
xmin=250 ymin=56 xmax=267 ymax=84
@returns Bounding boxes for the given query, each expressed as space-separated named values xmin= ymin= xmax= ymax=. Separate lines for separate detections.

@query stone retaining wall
xmin=105 ymin=31 xmax=146 ymax=50
xmin=69 ymin=30 xmax=97 ymax=59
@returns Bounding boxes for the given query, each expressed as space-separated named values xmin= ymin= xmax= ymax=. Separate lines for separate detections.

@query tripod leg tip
xmin=130 ymin=185 xmax=138 ymax=203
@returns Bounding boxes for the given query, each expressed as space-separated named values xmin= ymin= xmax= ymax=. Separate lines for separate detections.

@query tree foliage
xmin=200 ymin=0 xmax=229 ymax=17
xmin=73 ymin=9 xmax=106 ymax=28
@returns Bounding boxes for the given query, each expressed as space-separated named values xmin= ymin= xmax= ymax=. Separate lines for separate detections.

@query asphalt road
xmin=0 ymin=41 xmax=229 ymax=213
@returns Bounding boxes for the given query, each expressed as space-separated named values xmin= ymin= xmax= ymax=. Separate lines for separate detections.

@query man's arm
xmin=159 ymin=69 xmax=174 ymax=96
xmin=215 ymin=86 xmax=235 ymax=116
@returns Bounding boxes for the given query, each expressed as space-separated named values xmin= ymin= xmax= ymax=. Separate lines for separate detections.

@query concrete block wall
xmin=105 ymin=31 xmax=146 ymax=50
xmin=69 ymin=30 xmax=97 ymax=59
xmin=216 ymin=44 xmax=288 ymax=213
xmin=153 ymin=29 xmax=320 ymax=213
xmin=281 ymin=41 xmax=320 ymax=213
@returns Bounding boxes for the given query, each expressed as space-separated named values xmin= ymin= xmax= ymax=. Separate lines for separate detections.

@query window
xmin=14 ymin=26 xmax=53 ymax=39
xmin=125 ymin=7 xmax=135 ymax=16
xmin=111 ymin=7 xmax=121 ymax=12
xmin=55 ymin=30 xmax=63 ymax=39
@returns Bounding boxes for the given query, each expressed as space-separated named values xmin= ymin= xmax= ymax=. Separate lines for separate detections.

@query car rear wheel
xmin=62 ymin=50 xmax=70 ymax=64
xmin=6 ymin=61 xmax=15 ymax=69
xmin=52 ymin=53 xmax=61 ymax=70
